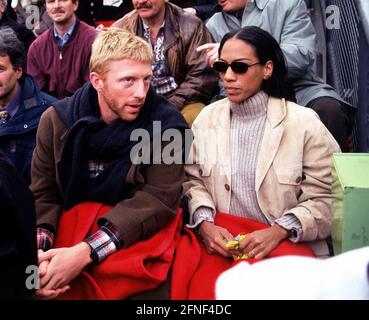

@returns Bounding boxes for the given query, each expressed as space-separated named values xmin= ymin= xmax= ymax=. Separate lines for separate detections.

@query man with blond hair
xmin=114 ymin=0 xmax=218 ymax=126
xmin=31 ymin=27 xmax=188 ymax=299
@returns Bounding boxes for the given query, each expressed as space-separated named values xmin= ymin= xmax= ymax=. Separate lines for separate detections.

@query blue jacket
xmin=0 ymin=75 xmax=56 ymax=184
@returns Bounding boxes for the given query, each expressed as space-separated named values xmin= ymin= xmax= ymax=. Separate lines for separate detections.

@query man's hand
xmin=38 ymin=249 xmax=49 ymax=278
xmin=197 ymin=43 xmax=220 ymax=66
xmin=37 ymin=242 xmax=93 ymax=295
xmin=36 ymin=249 xmax=70 ymax=300
xmin=35 ymin=286 xmax=71 ymax=300
xmin=237 ymin=225 xmax=289 ymax=259
xmin=184 ymin=7 xmax=197 ymax=16
xmin=199 ymin=221 xmax=234 ymax=258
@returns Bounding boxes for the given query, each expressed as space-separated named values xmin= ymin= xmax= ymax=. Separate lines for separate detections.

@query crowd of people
xmin=0 ymin=0 xmax=366 ymax=300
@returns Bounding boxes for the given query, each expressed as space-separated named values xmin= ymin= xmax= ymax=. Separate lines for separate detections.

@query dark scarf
xmin=54 ymin=82 xmax=189 ymax=210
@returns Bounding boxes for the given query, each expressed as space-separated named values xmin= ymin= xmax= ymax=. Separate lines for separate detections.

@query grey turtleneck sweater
xmin=190 ymin=91 xmax=302 ymax=241
xmin=229 ymin=91 xmax=268 ymax=223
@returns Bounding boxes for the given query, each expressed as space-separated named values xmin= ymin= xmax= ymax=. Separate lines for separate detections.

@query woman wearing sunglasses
xmin=182 ymin=26 xmax=340 ymax=263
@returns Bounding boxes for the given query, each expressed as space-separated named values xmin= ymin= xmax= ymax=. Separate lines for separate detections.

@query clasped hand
xmin=35 ymin=242 xmax=92 ymax=299
xmin=199 ymin=221 xmax=289 ymax=259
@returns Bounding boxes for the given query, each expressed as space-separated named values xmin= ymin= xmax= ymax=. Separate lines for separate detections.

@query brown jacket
xmin=30 ymin=107 xmax=185 ymax=248
xmin=113 ymin=3 xmax=219 ymax=109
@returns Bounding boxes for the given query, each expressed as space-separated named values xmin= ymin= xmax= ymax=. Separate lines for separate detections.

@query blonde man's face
xmin=97 ymin=59 xmax=153 ymax=122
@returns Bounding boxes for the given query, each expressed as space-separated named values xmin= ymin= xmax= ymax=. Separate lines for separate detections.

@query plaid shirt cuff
xmin=84 ymin=221 xmax=122 ymax=264
xmin=37 ymin=228 xmax=54 ymax=251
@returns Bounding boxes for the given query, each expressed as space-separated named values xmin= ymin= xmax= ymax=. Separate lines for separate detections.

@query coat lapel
xmin=255 ymin=97 xmax=287 ymax=191
xmin=215 ymin=99 xmax=232 ymax=185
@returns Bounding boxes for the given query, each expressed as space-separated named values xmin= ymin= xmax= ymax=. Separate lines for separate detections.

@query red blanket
xmin=171 ymin=213 xmax=315 ymax=300
xmin=53 ymin=202 xmax=182 ymax=300
xmin=95 ymin=20 xmax=115 ymax=27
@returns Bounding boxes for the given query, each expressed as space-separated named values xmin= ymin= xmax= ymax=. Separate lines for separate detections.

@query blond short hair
xmin=89 ymin=28 xmax=153 ymax=76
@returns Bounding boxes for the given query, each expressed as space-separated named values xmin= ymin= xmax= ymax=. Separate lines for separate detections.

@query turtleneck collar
xmin=230 ymin=91 xmax=268 ymax=119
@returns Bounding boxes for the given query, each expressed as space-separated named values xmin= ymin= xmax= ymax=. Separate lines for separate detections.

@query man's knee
xmin=308 ymin=98 xmax=348 ymax=123
xmin=181 ymin=103 xmax=205 ymax=127
xmin=307 ymin=97 xmax=355 ymax=151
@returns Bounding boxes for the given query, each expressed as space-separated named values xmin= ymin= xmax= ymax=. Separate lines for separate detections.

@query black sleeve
xmin=0 ymin=152 xmax=37 ymax=299
xmin=193 ymin=4 xmax=217 ymax=21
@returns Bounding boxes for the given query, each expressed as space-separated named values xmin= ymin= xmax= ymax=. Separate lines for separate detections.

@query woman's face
xmin=218 ymin=38 xmax=272 ymax=103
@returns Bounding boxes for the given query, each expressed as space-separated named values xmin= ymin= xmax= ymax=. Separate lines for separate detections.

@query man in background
xmin=114 ymin=0 xmax=218 ymax=126
xmin=27 ymin=0 xmax=96 ymax=99
xmin=0 ymin=27 xmax=55 ymax=184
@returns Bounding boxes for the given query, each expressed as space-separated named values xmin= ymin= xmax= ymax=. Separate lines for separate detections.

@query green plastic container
xmin=332 ymin=153 xmax=369 ymax=254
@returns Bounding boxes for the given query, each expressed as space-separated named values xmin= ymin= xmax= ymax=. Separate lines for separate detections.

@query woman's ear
xmin=263 ymin=60 xmax=274 ymax=80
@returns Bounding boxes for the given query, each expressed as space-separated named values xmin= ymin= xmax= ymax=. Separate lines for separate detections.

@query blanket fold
xmin=53 ymin=202 xmax=182 ymax=300
xmin=171 ymin=212 xmax=315 ymax=300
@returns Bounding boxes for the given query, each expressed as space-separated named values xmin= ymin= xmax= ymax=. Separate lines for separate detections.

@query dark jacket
xmin=31 ymin=83 xmax=188 ymax=249
xmin=76 ymin=0 xmax=134 ymax=26
xmin=0 ymin=75 xmax=56 ymax=185
xmin=27 ymin=19 xmax=96 ymax=99
xmin=15 ymin=2 xmax=53 ymax=37
xmin=193 ymin=1 xmax=219 ymax=21
xmin=172 ymin=0 xmax=218 ymax=21
xmin=0 ymin=14 xmax=35 ymax=53
xmin=0 ymin=151 xmax=37 ymax=300
xmin=114 ymin=3 xmax=219 ymax=109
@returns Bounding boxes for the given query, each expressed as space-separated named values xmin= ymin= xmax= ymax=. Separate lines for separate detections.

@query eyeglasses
xmin=212 ymin=60 xmax=261 ymax=74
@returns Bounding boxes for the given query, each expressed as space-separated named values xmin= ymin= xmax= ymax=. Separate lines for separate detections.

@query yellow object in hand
xmin=226 ymin=234 xmax=247 ymax=250
xmin=226 ymin=234 xmax=249 ymax=260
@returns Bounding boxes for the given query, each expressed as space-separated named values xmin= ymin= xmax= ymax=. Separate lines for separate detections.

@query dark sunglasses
xmin=212 ymin=60 xmax=261 ymax=74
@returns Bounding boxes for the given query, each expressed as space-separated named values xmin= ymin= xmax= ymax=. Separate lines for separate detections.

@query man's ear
xmin=16 ymin=66 xmax=23 ymax=80
xmin=73 ymin=0 xmax=79 ymax=13
xmin=90 ymin=72 xmax=104 ymax=92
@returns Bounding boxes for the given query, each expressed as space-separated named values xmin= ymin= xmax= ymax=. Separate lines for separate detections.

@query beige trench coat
xmin=183 ymin=97 xmax=340 ymax=256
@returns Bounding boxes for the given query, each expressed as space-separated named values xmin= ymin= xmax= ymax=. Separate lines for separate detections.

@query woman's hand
xmin=199 ymin=221 xmax=234 ymax=258
xmin=237 ymin=225 xmax=289 ymax=259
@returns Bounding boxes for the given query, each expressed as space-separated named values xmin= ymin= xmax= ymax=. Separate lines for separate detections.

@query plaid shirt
xmin=0 ymin=109 xmax=10 ymax=127
xmin=88 ymin=159 xmax=108 ymax=178
xmin=37 ymin=159 xmax=122 ymax=263
xmin=0 ymin=86 xmax=21 ymax=127
xmin=143 ymin=22 xmax=178 ymax=95
xmin=84 ymin=221 xmax=122 ymax=264
xmin=37 ymin=221 xmax=122 ymax=264
xmin=37 ymin=227 xmax=54 ymax=252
